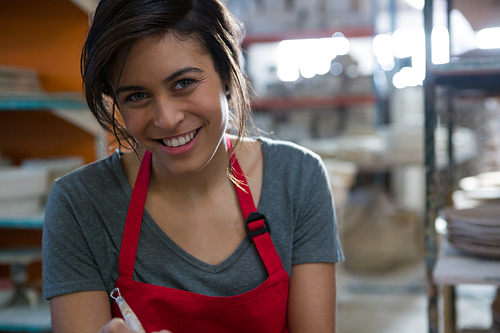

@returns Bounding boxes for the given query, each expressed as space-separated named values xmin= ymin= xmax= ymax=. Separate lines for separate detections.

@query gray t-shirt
xmin=42 ymin=137 xmax=344 ymax=300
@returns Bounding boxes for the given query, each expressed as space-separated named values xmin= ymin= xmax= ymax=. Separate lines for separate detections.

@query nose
xmin=152 ymin=98 xmax=185 ymax=131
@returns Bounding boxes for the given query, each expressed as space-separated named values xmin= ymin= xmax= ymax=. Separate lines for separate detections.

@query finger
xmin=99 ymin=318 xmax=135 ymax=333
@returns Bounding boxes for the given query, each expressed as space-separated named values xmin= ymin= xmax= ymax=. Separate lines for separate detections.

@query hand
xmin=98 ymin=318 xmax=172 ymax=333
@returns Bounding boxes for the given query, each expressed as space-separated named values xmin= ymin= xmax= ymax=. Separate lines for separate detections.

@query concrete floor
xmin=336 ymin=261 xmax=498 ymax=333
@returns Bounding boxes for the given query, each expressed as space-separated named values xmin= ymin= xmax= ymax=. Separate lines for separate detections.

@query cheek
xmin=119 ymin=109 xmax=145 ymax=135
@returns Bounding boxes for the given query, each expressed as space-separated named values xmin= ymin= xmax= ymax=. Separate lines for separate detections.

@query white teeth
xmin=162 ymin=130 xmax=197 ymax=147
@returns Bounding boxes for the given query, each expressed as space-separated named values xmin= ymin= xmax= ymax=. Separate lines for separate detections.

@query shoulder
xmin=53 ymin=150 xmax=125 ymax=194
xmin=257 ymin=136 xmax=325 ymax=173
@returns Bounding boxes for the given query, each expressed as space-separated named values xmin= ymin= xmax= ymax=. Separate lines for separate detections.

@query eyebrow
xmin=116 ymin=66 xmax=204 ymax=94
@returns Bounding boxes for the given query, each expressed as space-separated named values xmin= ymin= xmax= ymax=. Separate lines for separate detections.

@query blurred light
xmin=373 ymin=33 xmax=396 ymax=71
xmin=330 ymin=62 xmax=343 ymax=75
xmin=404 ymin=0 xmax=424 ymax=10
xmin=435 ymin=216 xmax=447 ymax=235
xmin=484 ymin=97 xmax=498 ymax=110
xmin=277 ymin=65 xmax=300 ymax=82
xmin=332 ymin=36 xmax=350 ymax=55
xmin=393 ymin=67 xmax=424 ymax=89
xmin=477 ymin=27 xmax=500 ymax=49
xmin=393 ymin=28 xmax=422 ymax=59
xmin=277 ymin=40 xmax=301 ymax=82
xmin=432 ymin=26 xmax=450 ymax=64
xmin=276 ymin=35 xmax=350 ymax=82
xmin=373 ymin=34 xmax=394 ymax=59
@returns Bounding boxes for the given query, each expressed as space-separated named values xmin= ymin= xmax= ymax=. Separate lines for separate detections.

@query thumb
xmin=99 ymin=318 xmax=135 ymax=333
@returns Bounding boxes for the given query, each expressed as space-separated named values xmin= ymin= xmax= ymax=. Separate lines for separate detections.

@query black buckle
xmin=245 ymin=212 xmax=270 ymax=243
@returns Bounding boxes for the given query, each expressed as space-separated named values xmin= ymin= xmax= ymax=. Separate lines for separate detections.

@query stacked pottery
xmin=442 ymin=205 xmax=500 ymax=258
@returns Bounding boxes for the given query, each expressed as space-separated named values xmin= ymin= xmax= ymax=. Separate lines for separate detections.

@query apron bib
xmin=112 ymin=137 xmax=290 ymax=333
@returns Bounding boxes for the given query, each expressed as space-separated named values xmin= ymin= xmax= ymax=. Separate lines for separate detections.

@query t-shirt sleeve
xmin=42 ymin=181 xmax=107 ymax=300
xmin=291 ymin=153 xmax=345 ymax=265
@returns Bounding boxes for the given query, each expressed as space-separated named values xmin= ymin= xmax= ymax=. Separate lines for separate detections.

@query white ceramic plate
xmin=443 ymin=206 xmax=500 ymax=226
xmin=449 ymin=238 xmax=500 ymax=258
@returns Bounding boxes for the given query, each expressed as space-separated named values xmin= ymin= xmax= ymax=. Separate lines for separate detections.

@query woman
xmin=42 ymin=0 xmax=344 ymax=332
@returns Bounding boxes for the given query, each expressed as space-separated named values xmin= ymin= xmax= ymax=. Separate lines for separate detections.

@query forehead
xmin=110 ymin=33 xmax=213 ymax=83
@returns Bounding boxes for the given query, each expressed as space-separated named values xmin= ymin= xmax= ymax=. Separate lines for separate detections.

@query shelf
xmin=251 ymin=94 xmax=375 ymax=111
xmin=433 ymin=238 xmax=500 ymax=286
xmin=0 ymin=248 xmax=41 ymax=266
xmin=242 ymin=26 xmax=374 ymax=45
xmin=431 ymin=53 xmax=500 ymax=91
xmin=0 ymin=301 xmax=51 ymax=332
xmin=0 ymin=92 xmax=88 ymax=111
xmin=0 ymin=213 xmax=44 ymax=230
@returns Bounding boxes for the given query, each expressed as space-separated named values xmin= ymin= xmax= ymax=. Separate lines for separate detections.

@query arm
xmin=287 ymin=263 xmax=338 ymax=333
xmin=50 ymin=291 xmax=173 ymax=333
xmin=50 ymin=290 xmax=113 ymax=333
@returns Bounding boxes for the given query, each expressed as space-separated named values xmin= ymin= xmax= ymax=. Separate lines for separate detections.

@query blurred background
xmin=1 ymin=0 xmax=500 ymax=332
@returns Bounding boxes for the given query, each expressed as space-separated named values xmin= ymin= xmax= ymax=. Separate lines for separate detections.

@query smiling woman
xmin=42 ymin=1 xmax=344 ymax=333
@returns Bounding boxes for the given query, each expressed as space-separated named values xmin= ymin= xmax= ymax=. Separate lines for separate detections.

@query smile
xmin=160 ymin=129 xmax=199 ymax=148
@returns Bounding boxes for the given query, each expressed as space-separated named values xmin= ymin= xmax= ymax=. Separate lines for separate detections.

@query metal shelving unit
xmin=424 ymin=1 xmax=500 ymax=332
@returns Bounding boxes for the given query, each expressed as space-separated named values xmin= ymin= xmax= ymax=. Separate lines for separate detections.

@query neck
xmin=149 ymin=142 xmax=232 ymax=201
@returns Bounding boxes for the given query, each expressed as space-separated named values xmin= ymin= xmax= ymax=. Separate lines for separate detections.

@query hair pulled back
xmin=81 ymin=0 xmax=250 ymax=151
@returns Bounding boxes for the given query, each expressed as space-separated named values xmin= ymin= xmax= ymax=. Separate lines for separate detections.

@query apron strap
xmin=226 ymin=136 xmax=283 ymax=276
xmin=119 ymin=150 xmax=152 ymax=278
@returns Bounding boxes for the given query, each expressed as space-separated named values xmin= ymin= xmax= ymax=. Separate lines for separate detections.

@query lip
xmin=156 ymin=128 xmax=201 ymax=156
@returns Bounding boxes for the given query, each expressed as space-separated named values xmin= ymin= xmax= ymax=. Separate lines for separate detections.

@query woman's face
xmin=111 ymin=33 xmax=229 ymax=177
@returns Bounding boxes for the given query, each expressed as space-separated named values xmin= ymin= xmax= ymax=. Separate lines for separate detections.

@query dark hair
xmin=81 ymin=0 xmax=250 ymax=154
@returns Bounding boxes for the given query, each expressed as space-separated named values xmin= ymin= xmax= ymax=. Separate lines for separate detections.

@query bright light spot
xmin=404 ymin=0 xmax=424 ymax=10
xmin=330 ymin=62 xmax=343 ymax=75
xmin=300 ymin=66 xmax=317 ymax=79
xmin=393 ymin=67 xmax=424 ymax=89
xmin=276 ymin=36 xmax=351 ymax=81
xmin=477 ymin=27 xmax=500 ymax=49
xmin=332 ymin=36 xmax=350 ymax=55
xmin=277 ymin=40 xmax=301 ymax=82
xmin=381 ymin=61 xmax=395 ymax=71
xmin=435 ymin=216 xmax=447 ymax=235
xmin=393 ymin=28 xmax=422 ymax=59
xmin=373 ymin=34 xmax=395 ymax=71
xmin=484 ymin=97 xmax=498 ymax=110
xmin=373 ymin=34 xmax=394 ymax=59
xmin=278 ymin=65 xmax=300 ymax=82
xmin=432 ymin=26 xmax=450 ymax=64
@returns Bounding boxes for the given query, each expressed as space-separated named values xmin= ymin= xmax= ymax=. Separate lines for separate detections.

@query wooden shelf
xmin=251 ymin=94 xmax=375 ymax=111
xmin=242 ymin=26 xmax=374 ymax=45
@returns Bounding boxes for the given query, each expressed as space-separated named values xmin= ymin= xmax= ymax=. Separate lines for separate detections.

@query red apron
xmin=112 ymin=137 xmax=290 ymax=333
